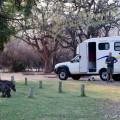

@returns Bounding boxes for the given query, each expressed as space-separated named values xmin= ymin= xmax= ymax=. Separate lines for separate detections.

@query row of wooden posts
xmin=10 ymin=76 xmax=86 ymax=98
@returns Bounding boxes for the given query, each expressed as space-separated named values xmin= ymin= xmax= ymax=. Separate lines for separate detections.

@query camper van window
xmin=98 ymin=43 xmax=109 ymax=50
xmin=114 ymin=42 xmax=120 ymax=51
xmin=71 ymin=55 xmax=79 ymax=63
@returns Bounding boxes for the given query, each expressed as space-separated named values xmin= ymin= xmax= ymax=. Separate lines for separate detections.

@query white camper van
xmin=54 ymin=36 xmax=120 ymax=81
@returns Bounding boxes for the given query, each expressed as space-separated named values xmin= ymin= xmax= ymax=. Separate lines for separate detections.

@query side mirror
xmin=70 ymin=60 xmax=73 ymax=63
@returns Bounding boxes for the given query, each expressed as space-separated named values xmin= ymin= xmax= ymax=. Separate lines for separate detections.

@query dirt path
xmin=0 ymin=72 xmax=118 ymax=82
xmin=0 ymin=72 xmax=58 ymax=81
xmin=0 ymin=72 xmax=101 ymax=81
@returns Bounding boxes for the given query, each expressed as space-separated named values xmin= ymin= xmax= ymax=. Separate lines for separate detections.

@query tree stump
xmin=39 ymin=81 xmax=42 ymax=88
xmin=58 ymin=81 xmax=62 ymax=93
xmin=25 ymin=77 xmax=28 ymax=85
xmin=80 ymin=84 xmax=86 ymax=97
xmin=28 ymin=87 xmax=34 ymax=98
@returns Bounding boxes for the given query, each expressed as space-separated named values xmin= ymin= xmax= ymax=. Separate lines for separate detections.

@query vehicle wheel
xmin=113 ymin=75 xmax=120 ymax=81
xmin=58 ymin=69 xmax=68 ymax=80
xmin=100 ymin=69 xmax=107 ymax=81
xmin=72 ymin=75 xmax=81 ymax=80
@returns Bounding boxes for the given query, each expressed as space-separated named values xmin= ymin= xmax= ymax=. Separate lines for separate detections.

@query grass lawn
xmin=0 ymin=80 xmax=120 ymax=120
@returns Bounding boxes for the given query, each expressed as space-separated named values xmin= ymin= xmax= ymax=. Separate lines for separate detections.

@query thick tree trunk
xmin=44 ymin=57 xmax=53 ymax=73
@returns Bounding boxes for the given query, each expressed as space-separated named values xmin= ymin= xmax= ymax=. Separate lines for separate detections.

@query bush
xmin=11 ymin=62 xmax=26 ymax=72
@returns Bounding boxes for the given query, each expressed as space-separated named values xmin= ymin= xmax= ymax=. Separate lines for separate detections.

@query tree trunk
xmin=105 ymin=26 xmax=110 ymax=37
xmin=44 ymin=57 xmax=53 ymax=73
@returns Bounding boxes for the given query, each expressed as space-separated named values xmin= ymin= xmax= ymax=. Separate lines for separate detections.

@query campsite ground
xmin=0 ymin=72 xmax=100 ymax=81
xmin=0 ymin=72 xmax=120 ymax=120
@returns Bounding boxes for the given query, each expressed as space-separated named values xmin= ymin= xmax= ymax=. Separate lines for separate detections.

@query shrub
xmin=12 ymin=62 xmax=26 ymax=72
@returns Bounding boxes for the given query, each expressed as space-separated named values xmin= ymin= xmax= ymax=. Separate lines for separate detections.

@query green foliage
xmin=11 ymin=62 xmax=26 ymax=72
xmin=0 ymin=18 xmax=15 ymax=51
xmin=0 ymin=0 xmax=4 ymax=6
xmin=0 ymin=0 xmax=35 ymax=52
xmin=0 ymin=0 xmax=17 ymax=51
xmin=24 ymin=0 xmax=35 ymax=17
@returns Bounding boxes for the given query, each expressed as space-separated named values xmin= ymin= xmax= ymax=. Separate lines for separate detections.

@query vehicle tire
xmin=100 ymin=69 xmax=107 ymax=81
xmin=113 ymin=75 xmax=120 ymax=81
xmin=58 ymin=69 xmax=68 ymax=80
xmin=72 ymin=75 xmax=81 ymax=80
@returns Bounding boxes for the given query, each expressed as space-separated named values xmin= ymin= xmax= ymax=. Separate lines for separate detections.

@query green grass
xmin=0 ymin=80 xmax=120 ymax=120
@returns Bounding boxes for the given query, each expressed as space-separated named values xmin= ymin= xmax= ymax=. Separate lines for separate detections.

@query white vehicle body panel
xmin=79 ymin=42 xmax=88 ymax=73
xmin=55 ymin=36 xmax=120 ymax=75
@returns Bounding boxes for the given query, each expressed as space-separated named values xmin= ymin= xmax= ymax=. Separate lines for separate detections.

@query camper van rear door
xmin=80 ymin=42 xmax=88 ymax=73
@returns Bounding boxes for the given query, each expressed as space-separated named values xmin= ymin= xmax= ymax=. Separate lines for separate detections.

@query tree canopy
xmin=0 ymin=0 xmax=35 ymax=51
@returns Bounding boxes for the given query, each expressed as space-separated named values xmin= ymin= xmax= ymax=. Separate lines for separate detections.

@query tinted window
xmin=98 ymin=43 xmax=109 ymax=50
xmin=114 ymin=42 xmax=120 ymax=51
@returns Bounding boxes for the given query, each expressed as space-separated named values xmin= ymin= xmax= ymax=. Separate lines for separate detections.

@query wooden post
xmin=39 ymin=81 xmax=42 ymax=88
xmin=11 ymin=76 xmax=14 ymax=83
xmin=25 ymin=77 xmax=28 ymax=85
xmin=28 ymin=87 xmax=34 ymax=98
xmin=58 ymin=81 xmax=62 ymax=93
xmin=80 ymin=84 xmax=86 ymax=97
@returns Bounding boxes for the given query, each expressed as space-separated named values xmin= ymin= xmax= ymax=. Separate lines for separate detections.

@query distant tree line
xmin=0 ymin=39 xmax=73 ymax=72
